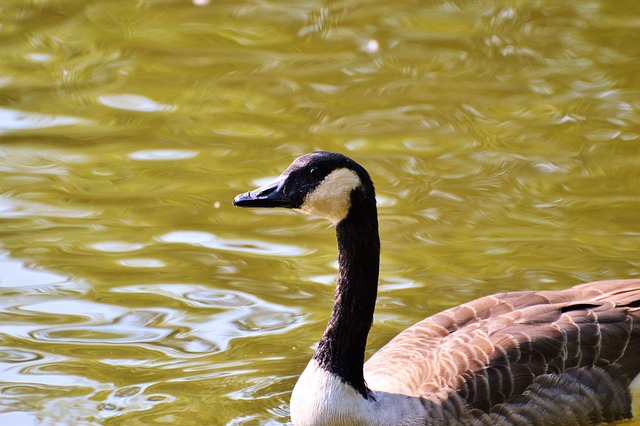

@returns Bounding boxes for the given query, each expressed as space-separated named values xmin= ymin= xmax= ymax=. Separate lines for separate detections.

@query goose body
xmin=233 ymin=151 xmax=640 ymax=425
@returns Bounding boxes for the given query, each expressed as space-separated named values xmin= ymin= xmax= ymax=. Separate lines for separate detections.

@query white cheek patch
xmin=296 ymin=168 xmax=362 ymax=224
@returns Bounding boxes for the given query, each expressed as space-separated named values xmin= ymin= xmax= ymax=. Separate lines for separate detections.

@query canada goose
xmin=233 ymin=151 xmax=640 ymax=425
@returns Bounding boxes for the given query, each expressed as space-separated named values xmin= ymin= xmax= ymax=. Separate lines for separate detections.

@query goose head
xmin=233 ymin=151 xmax=375 ymax=224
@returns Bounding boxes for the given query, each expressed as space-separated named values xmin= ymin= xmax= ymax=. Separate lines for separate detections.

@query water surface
xmin=1 ymin=0 xmax=639 ymax=424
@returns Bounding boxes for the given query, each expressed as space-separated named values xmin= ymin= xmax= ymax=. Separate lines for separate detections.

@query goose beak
xmin=233 ymin=177 xmax=293 ymax=208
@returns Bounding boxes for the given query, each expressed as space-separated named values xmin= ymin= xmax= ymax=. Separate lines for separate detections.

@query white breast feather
xmin=290 ymin=360 xmax=428 ymax=425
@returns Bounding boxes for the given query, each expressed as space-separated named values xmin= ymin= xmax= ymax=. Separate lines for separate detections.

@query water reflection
xmin=0 ymin=258 xmax=69 ymax=288
xmin=158 ymin=231 xmax=307 ymax=256
xmin=127 ymin=150 xmax=199 ymax=161
xmin=98 ymin=95 xmax=175 ymax=113
xmin=0 ymin=108 xmax=89 ymax=133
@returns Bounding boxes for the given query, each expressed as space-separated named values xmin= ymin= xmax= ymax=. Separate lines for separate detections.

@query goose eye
xmin=309 ymin=167 xmax=323 ymax=180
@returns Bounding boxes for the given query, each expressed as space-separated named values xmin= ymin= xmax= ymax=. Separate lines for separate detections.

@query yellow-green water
xmin=1 ymin=0 xmax=639 ymax=424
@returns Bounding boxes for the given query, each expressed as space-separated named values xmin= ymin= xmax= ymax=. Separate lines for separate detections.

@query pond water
xmin=1 ymin=0 xmax=639 ymax=424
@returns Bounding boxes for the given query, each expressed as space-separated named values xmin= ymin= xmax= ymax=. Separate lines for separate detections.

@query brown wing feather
xmin=364 ymin=279 xmax=640 ymax=416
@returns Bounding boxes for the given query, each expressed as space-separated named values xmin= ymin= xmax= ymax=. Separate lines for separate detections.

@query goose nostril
xmin=256 ymin=185 xmax=277 ymax=198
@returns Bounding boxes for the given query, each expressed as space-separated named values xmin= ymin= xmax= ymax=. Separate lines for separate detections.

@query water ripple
xmin=157 ymin=231 xmax=307 ymax=257
xmin=112 ymin=284 xmax=301 ymax=353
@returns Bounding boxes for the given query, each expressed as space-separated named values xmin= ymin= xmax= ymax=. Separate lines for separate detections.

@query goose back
xmin=364 ymin=279 xmax=640 ymax=423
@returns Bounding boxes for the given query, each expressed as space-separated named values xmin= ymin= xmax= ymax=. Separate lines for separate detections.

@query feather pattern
xmin=364 ymin=279 xmax=640 ymax=423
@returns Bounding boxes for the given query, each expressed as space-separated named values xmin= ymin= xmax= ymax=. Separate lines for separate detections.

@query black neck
xmin=313 ymin=189 xmax=380 ymax=398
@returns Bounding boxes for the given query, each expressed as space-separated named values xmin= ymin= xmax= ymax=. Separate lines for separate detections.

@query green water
xmin=1 ymin=0 xmax=639 ymax=424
